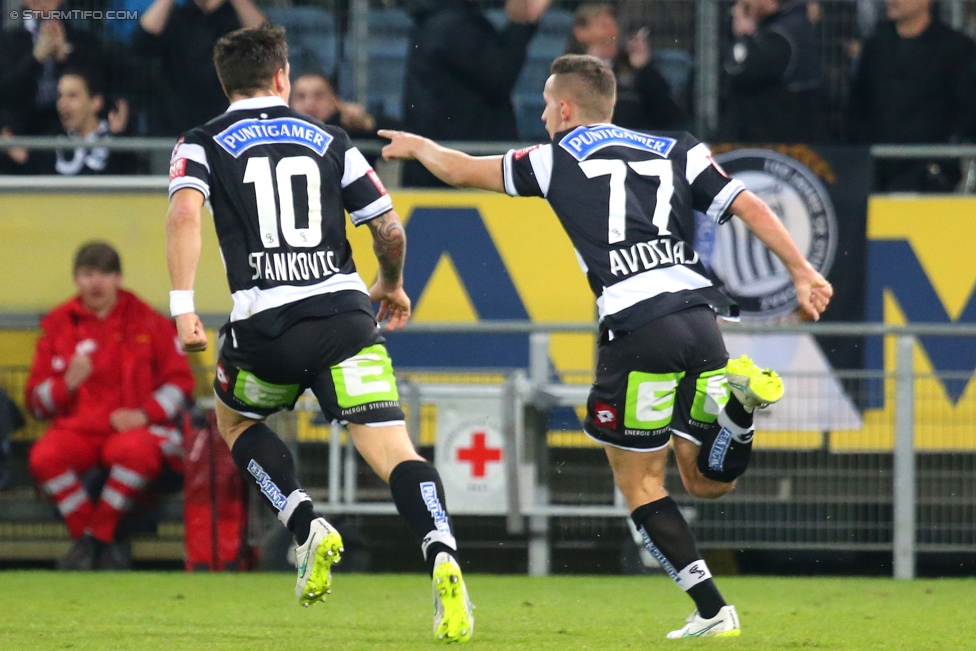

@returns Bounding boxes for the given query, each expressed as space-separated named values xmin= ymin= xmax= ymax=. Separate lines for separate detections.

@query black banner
xmin=698 ymin=145 xmax=870 ymax=376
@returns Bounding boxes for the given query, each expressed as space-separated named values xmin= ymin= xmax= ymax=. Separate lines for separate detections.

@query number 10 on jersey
xmin=244 ymin=155 xmax=323 ymax=248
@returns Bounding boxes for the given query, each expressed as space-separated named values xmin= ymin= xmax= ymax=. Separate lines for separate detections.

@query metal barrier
xmin=2 ymin=318 xmax=974 ymax=575
xmin=3 ymin=144 xmax=975 ymax=195
xmin=243 ymin=321 xmax=976 ymax=579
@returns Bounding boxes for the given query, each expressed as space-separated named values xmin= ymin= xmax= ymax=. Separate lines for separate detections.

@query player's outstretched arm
xmin=166 ymin=188 xmax=208 ymax=351
xmin=730 ymin=190 xmax=833 ymax=321
xmin=366 ymin=210 xmax=411 ymax=331
xmin=379 ymin=130 xmax=505 ymax=193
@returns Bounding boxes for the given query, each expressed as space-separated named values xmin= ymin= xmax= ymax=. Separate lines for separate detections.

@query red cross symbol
xmin=456 ymin=432 xmax=502 ymax=478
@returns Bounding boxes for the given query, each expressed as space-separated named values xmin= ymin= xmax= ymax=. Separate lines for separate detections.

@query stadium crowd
xmin=2 ymin=0 xmax=975 ymax=190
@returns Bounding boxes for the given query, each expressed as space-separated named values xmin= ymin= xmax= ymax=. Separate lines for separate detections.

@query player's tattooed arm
xmin=368 ymin=210 xmax=406 ymax=287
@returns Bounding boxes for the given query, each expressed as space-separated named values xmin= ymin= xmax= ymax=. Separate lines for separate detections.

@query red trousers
xmin=29 ymin=426 xmax=177 ymax=542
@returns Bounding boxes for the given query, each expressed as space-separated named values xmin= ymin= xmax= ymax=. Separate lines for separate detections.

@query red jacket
xmin=25 ymin=290 xmax=196 ymax=436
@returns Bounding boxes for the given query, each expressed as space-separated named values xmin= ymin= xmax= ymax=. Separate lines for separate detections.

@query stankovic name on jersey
xmin=609 ymin=237 xmax=699 ymax=277
xmin=248 ymin=250 xmax=341 ymax=282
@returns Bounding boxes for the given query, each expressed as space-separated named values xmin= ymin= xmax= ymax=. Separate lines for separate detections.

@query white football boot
xmin=432 ymin=552 xmax=474 ymax=643
xmin=294 ymin=517 xmax=343 ymax=607
xmin=666 ymin=605 xmax=741 ymax=639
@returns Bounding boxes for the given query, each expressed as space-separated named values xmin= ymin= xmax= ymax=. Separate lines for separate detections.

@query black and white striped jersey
xmin=502 ymin=124 xmax=745 ymax=334
xmin=169 ymin=96 xmax=392 ymax=338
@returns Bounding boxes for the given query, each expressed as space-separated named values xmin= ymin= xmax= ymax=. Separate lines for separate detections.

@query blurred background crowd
xmin=1 ymin=0 xmax=975 ymax=191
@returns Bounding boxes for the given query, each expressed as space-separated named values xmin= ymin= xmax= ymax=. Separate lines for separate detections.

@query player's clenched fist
xmin=175 ymin=313 xmax=208 ymax=352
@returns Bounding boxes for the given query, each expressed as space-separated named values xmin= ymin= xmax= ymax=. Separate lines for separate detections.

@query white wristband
xmin=169 ymin=290 xmax=195 ymax=317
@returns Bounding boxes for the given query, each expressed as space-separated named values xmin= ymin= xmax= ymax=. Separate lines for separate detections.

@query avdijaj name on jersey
xmin=609 ymin=237 xmax=699 ymax=277
xmin=248 ymin=250 xmax=341 ymax=282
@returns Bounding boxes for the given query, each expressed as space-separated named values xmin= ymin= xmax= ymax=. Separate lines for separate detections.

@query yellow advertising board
xmin=1 ymin=191 xmax=974 ymax=450
xmin=830 ymin=196 xmax=976 ymax=451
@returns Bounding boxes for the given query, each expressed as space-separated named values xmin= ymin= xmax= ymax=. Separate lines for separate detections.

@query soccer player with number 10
xmin=165 ymin=25 xmax=472 ymax=643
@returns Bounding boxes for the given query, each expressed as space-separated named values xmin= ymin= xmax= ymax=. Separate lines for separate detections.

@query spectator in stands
xmin=289 ymin=70 xmax=401 ymax=145
xmin=720 ymin=0 xmax=829 ymax=143
xmin=25 ymin=242 xmax=195 ymax=570
xmin=846 ymin=0 xmax=976 ymax=192
xmin=0 ymin=0 xmax=123 ymax=136
xmin=400 ymin=0 xmax=554 ymax=187
xmin=566 ymin=3 xmax=686 ymax=131
xmin=4 ymin=68 xmax=138 ymax=175
xmin=131 ymin=0 xmax=265 ymax=135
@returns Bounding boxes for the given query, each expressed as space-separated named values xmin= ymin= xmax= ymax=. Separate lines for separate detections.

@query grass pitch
xmin=0 ymin=572 xmax=972 ymax=650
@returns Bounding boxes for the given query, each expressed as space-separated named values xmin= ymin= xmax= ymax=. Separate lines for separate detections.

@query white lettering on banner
xmin=247 ymin=250 xmax=340 ymax=281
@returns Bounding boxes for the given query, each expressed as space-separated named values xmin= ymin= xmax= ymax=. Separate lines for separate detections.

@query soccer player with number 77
xmin=165 ymin=25 xmax=473 ymax=643
xmin=380 ymin=53 xmax=833 ymax=639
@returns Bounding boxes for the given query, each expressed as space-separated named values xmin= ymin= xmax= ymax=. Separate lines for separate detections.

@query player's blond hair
xmin=550 ymin=54 xmax=616 ymax=122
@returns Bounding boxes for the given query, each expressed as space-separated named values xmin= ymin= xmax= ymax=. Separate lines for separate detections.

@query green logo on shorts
xmin=331 ymin=344 xmax=399 ymax=408
xmin=233 ymin=370 xmax=300 ymax=409
xmin=625 ymin=371 xmax=685 ymax=430
xmin=689 ymin=368 xmax=730 ymax=424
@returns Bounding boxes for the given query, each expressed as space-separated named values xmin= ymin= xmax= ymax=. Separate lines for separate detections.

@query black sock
xmin=388 ymin=459 xmax=458 ymax=575
xmin=723 ymin=393 xmax=754 ymax=430
xmin=631 ymin=496 xmax=726 ymax=619
xmin=231 ymin=422 xmax=314 ymax=544
xmin=696 ymin=400 xmax=755 ymax=483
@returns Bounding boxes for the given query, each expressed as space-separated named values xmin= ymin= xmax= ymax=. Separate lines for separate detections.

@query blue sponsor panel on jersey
xmin=214 ymin=117 xmax=333 ymax=157
xmin=558 ymin=125 xmax=676 ymax=161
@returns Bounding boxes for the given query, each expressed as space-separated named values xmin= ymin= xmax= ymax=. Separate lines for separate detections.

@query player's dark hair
xmin=214 ymin=24 xmax=289 ymax=98
xmin=550 ymin=54 xmax=616 ymax=120
xmin=73 ymin=241 xmax=121 ymax=275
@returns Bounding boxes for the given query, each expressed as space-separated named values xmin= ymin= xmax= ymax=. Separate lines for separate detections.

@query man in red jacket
xmin=25 ymin=241 xmax=196 ymax=570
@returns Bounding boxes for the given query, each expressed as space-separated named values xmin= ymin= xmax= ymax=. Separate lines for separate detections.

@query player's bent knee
xmin=682 ymin=474 xmax=735 ymax=500
xmin=695 ymin=438 xmax=751 ymax=484
xmin=696 ymin=461 xmax=748 ymax=485
xmin=347 ymin=422 xmax=423 ymax=482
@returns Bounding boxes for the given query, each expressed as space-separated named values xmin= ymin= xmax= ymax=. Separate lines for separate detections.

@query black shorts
xmin=584 ymin=305 xmax=730 ymax=451
xmin=214 ymin=309 xmax=405 ymax=425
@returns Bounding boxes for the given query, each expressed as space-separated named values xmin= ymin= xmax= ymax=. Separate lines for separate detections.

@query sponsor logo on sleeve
xmin=707 ymin=154 xmax=729 ymax=178
xmin=169 ymin=136 xmax=184 ymax=162
xmin=169 ymin=157 xmax=186 ymax=181
xmin=367 ymin=169 xmax=387 ymax=195
xmin=513 ymin=144 xmax=540 ymax=160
